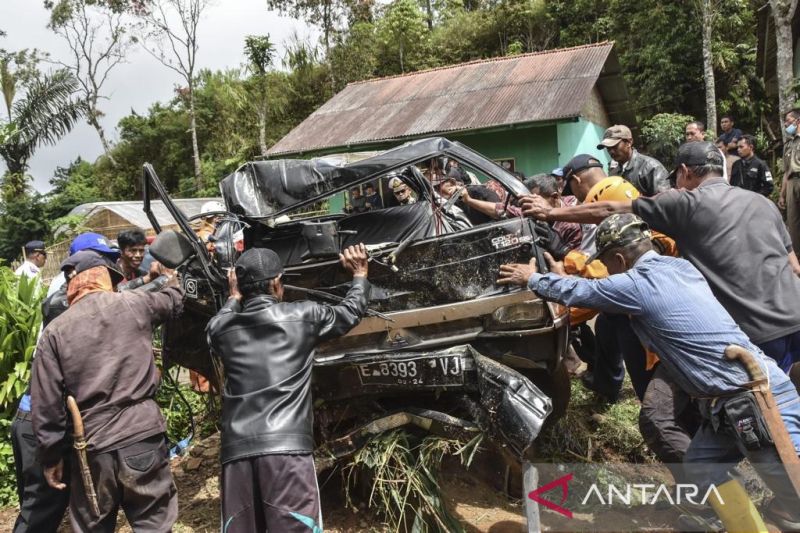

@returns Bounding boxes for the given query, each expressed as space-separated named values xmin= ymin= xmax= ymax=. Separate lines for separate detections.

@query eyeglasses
xmin=394 ymin=188 xmax=409 ymax=195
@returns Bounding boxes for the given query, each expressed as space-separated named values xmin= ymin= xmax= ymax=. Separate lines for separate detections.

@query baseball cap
xmin=24 ymin=240 xmax=46 ymax=254
xmin=550 ymin=167 xmax=564 ymax=178
xmin=666 ymin=141 xmax=725 ymax=184
xmin=235 ymin=248 xmax=284 ymax=285
xmin=597 ymin=125 xmax=633 ymax=149
xmin=61 ymin=250 xmax=125 ymax=284
xmin=561 ymin=154 xmax=604 ymax=196
xmin=69 ymin=232 xmax=120 ymax=260
xmin=588 ymin=214 xmax=652 ymax=262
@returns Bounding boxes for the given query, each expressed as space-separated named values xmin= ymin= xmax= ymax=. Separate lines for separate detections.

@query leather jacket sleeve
xmin=312 ymin=276 xmax=370 ymax=342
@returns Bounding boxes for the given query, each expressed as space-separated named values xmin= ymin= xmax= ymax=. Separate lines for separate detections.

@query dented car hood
xmin=220 ymin=137 xmax=529 ymax=219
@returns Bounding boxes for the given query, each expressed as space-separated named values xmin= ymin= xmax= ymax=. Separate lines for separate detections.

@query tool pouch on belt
xmin=719 ymin=393 xmax=773 ymax=450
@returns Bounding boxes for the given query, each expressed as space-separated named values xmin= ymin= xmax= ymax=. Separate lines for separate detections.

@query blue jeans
xmin=685 ymin=363 xmax=800 ymax=517
xmin=757 ymin=329 xmax=800 ymax=373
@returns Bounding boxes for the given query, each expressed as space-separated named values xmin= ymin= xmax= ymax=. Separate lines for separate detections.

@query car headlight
xmin=484 ymin=301 xmax=549 ymax=331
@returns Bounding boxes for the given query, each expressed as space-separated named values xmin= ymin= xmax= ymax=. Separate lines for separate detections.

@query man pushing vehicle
xmin=498 ymin=214 xmax=800 ymax=532
xmin=207 ymin=243 xmax=371 ymax=533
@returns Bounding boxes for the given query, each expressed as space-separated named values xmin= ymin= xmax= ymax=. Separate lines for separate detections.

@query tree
xmin=244 ymin=35 xmax=276 ymax=157
xmin=376 ymin=0 xmax=430 ymax=73
xmin=698 ymin=0 xmax=718 ymax=137
xmin=0 ymin=49 xmax=45 ymax=121
xmin=43 ymin=157 xmax=101 ymax=220
xmin=769 ymin=0 xmax=799 ymax=120
xmin=45 ymin=0 xmax=137 ymax=167
xmin=139 ymin=0 xmax=209 ymax=190
xmin=0 ymin=69 xmax=85 ymax=198
xmin=266 ymin=0 xmax=351 ymax=57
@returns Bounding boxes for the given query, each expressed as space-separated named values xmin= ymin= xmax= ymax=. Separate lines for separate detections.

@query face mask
xmin=787 ymin=123 xmax=797 ymax=136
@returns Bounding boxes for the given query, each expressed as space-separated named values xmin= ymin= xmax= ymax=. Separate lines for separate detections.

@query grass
xmin=536 ymin=377 xmax=654 ymax=464
xmin=343 ymin=430 xmax=483 ymax=533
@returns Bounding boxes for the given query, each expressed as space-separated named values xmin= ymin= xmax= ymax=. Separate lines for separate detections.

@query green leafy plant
xmin=0 ymin=267 xmax=44 ymax=507
xmin=640 ymin=113 xmax=696 ymax=165
xmin=0 ymin=267 xmax=44 ymax=417
xmin=344 ymin=429 xmax=482 ymax=532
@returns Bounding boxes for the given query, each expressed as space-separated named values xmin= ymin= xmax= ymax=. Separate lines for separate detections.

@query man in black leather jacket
xmin=598 ymin=124 xmax=670 ymax=196
xmin=207 ymin=244 xmax=370 ymax=533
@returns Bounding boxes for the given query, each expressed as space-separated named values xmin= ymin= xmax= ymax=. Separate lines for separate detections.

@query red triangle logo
xmin=528 ymin=473 xmax=573 ymax=519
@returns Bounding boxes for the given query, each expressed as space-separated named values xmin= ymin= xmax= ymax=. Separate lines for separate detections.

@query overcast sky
xmin=0 ymin=0 xmax=314 ymax=193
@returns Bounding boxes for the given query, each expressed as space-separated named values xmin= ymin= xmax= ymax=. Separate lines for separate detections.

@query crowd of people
xmin=9 ymin=113 xmax=800 ymax=532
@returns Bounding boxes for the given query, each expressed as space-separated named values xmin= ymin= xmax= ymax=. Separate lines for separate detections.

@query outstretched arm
xmin=520 ymin=196 xmax=633 ymax=224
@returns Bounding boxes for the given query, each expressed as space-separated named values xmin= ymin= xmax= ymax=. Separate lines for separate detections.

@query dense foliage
xmin=0 ymin=0 xmax=779 ymax=261
xmin=0 ymin=268 xmax=44 ymax=506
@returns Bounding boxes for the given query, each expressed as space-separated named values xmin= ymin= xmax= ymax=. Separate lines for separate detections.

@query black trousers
xmin=593 ymin=313 xmax=654 ymax=400
xmin=638 ymin=364 xmax=700 ymax=483
xmin=11 ymin=411 xmax=70 ymax=533
xmin=222 ymin=454 xmax=321 ymax=533
xmin=70 ymin=434 xmax=177 ymax=533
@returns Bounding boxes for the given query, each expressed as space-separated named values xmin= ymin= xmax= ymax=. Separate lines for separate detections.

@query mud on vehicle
xmin=144 ymin=137 xmax=570 ymax=471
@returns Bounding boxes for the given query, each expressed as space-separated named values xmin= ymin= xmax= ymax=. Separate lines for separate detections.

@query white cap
xmin=201 ymin=201 xmax=225 ymax=215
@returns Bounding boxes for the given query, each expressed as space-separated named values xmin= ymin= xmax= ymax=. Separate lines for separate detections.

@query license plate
xmin=357 ymin=355 xmax=465 ymax=387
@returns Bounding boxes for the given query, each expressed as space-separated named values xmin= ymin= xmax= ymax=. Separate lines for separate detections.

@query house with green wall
xmin=267 ymin=42 xmax=634 ymax=209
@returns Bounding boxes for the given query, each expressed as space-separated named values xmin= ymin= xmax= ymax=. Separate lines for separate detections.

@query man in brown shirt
xmin=31 ymin=251 xmax=183 ymax=532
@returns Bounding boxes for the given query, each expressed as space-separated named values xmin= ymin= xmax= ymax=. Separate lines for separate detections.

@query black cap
xmin=24 ymin=240 xmax=46 ymax=254
xmin=235 ymin=248 xmax=284 ymax=285
xmin=561 ymin=154 xmax=603 ymax=195
xmin=61 ymin=250 xmax=124 ymax=284
xmin=667 ymin=141 xmax=724 ymax=183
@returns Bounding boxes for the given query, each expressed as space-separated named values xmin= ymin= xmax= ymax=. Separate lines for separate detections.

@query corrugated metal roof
xmin=268 ymin=42 xmax=626 ymax=157
xmin=68 ymin=198 xmax=222 ymax=231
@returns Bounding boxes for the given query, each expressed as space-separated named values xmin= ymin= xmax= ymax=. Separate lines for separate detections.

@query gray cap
xmin=597 ymin=125 xmax=633 ymax=149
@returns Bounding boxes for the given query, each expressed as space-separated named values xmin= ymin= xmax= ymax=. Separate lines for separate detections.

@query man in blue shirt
xmin=498 ymin=214 xmax=800 ymax=531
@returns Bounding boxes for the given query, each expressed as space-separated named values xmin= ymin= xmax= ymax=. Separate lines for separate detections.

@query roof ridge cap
xmin=346 ymin=41 xmax=614 ymax=86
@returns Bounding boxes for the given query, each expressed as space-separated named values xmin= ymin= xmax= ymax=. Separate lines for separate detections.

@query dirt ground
xmin=0 ymin=431 xmax=784 ymax=533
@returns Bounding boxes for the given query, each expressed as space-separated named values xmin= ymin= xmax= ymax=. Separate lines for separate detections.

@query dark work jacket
xmin=206 ymin=277 xmax=370 ymax=464
xmin=32 ymin=287 xmax=184 ymax=466
xmin=612 ymin=150 xmax=670 ymax=197
xmin=731 ymin=155 xmax=774 ymax=197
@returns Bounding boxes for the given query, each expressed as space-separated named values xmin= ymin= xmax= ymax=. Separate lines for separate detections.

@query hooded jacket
xmin=206 ymin=277 xmax=369 ymax=464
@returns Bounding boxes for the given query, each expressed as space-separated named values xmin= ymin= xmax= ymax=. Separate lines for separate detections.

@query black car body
xmin=144 ymin=137 xmax=569 ymax=465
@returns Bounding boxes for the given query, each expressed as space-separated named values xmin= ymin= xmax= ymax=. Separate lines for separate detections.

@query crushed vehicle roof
xmin=220 ymin=137 xmax=528 ymax=219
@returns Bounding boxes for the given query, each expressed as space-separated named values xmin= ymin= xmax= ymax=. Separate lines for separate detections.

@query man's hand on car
xmin=519 ymin=195 xmax=552 ymax=220
xmin=497 ymin=257 xmax=538 ymax=287
xmin=340 ymin=243 xmax=369 ymax=278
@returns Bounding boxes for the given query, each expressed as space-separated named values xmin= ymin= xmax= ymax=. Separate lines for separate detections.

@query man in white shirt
xmin=15 ymin=241 xmax=47 ymax=279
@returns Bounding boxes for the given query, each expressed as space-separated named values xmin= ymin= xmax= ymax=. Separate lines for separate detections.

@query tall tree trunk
xmin=188 ymin=82 xmax=202 ymax=190
xmin=87 ymin=108 xmax=118 ymax=167
xmin=399 ymin=41 xmax=404 ymax=73
xmin=701 ymin=0 xmax=717 ymax=138
xmin=424 ymin=0 xmax=433 ymax=31
xmin=771 ymin=0 xmax=799 ymax=123
xmin=258 ymin=104 xmax=268 ymax=157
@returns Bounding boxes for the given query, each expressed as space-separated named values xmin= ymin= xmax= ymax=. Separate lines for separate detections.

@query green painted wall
xmin=450 ymin=125 xmax=559 ymax=177
xmin=556 ymin=118 xmax=611 ymax=168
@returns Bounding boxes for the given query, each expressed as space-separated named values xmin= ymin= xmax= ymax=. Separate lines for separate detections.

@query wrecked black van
xmin=144 ymin=137 xmax=569 ymax=466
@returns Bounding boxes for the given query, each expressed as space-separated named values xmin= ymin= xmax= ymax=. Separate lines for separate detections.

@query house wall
xmin=450 ymin=125 xmax=560 ymax=177
xmin=556 ymin=118 xmax=612 ymax=169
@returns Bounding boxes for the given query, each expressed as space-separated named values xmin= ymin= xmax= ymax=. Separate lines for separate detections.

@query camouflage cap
xmin=589 ymin=213 xmax=652 ymax=262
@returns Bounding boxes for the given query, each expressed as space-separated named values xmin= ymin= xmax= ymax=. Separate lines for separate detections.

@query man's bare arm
xmin=520 ymin=196 xmax=633 ymax=224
